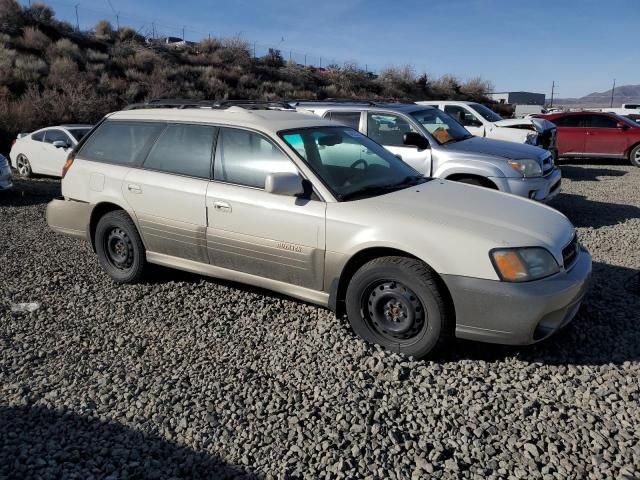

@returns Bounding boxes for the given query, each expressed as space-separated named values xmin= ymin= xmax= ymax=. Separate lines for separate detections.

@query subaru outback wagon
xmin=47 ymin=101 xmax=591 ymax=358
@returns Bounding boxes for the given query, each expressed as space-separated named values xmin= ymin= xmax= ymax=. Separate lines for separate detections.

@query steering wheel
xmin=350 ymin=159 xmax=368 ymax=170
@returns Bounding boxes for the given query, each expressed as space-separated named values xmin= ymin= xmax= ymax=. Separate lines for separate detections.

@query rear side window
xmin=44 ymin=129 xmax=72 ymax=144
xmin=214 ymin=127 xmax=296 ymax=188
xmin=327 ymin=111 xmax=361 ymax=130
xmin=143 ymin=124 xmax=215 ymax=178
xmin=552 ymin=116 xmax=583 ymax=127
xmin=68 ymin=128 xmax=91 ymax=142
xmin=367 ymin=112 xmax=417 ymax=146
xmin=80 ymin=121 xmax=165 ymax=166
xmin=31 ymin=131 xmax=45 ymax=142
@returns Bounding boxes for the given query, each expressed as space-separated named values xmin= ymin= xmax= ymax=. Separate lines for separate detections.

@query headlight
xmin=507 ymin=159 xmax=542 ymax=178
xmin=525 ymin=132 xmax=538 ymax=145
xmin=490 ymin=247 xmax=559 ymax=282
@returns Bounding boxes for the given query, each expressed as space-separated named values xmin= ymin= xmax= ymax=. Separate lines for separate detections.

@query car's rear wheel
xmin=95 ymin=210 xmax=146 ymax=283
xmin=630 ymin=144 xmax=640 ymax=168
xmin=345 ymin=256 xmax=451 ymax=358
xmin=16 ymin=154 xmax=32 ymax=177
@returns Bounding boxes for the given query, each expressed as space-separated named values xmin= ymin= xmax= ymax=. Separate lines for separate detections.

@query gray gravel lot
xmin=1 ymin=161 xmax=639 ymax=479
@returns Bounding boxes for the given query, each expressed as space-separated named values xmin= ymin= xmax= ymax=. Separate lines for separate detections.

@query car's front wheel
xmin=95 ymin=210 xmax=147 ymax=283
xmin=630 ymin=144 xmax=640 ymax=168
xmin=16 ymin=154 xmax=32 ymax=177
xmin=345 ymin=256 xmax=451 ymax=358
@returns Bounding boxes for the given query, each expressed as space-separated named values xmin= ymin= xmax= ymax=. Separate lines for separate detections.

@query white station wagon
xmin=46 ymin=100 xmax=591 ymax=358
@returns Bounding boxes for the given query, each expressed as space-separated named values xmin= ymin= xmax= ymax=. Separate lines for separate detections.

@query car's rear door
xmin=123 ymin=122 xmax=214 ymax=263
xmin=582 ymin=114 xmax=629 ymax=156
xmin=206 ymin=127 xmax=326 ymax=290
xmin=550 ymin=115 xmax=586 ymax=155
xmin=364 ymin=111 xmax=431 ymax=174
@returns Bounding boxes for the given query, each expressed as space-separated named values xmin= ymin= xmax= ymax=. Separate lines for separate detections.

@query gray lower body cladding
xmin=442 ymin=248 xmax=592 ymax=345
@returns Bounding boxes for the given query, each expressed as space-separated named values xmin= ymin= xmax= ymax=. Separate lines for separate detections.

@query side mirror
xmin=403 ymin=132 xmax=430 ymax=150
xmin=52 ymin=140 xmax=69 ymax=149
xmin=616 ymin=122 xmax=630 ymax=130
xmin=265 ymin=172 xmax=305 ymax=196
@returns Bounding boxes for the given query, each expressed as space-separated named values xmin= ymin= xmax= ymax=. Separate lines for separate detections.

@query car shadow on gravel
xmin=559 ymin=165 xmax=627 ymax=182
xmin=0 ymin=177 xmax=61 ymax=207
xmin=441 ymin=262 xmax=640 ymax=366
xmin=549 ymin=193 xmax=640 ymax=228
xmin=0 ymin=404 xmax=257 ymax=479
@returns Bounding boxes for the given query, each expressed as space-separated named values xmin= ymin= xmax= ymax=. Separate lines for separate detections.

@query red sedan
xmin=539 ymin=111 xmax=640 ymax=167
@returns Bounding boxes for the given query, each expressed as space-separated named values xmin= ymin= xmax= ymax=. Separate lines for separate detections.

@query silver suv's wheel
xmin=345 ymin=256 xmax=452 ymax=358
xmin=16 ymin=154 xmax=32 ymax=177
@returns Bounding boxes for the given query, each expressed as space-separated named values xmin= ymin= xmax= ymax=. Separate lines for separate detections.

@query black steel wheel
xmin=95 ymin=210 xmax=146 ymax=283
xmin=345 ymin=256 xmax=451 ymax=358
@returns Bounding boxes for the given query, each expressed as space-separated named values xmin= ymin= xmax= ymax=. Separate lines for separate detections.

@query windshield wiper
xmin=339 ymin=176 xmax=429 ymax=201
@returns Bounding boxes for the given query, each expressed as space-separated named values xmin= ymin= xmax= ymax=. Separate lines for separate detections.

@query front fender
xmin=433 ymin=159 xmax=508 ymax=180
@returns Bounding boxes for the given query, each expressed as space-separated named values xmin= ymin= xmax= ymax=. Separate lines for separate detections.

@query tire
xmin=345 ymin=256 xmax=451 ymax=358
xmin=16 ymin=154 xmax=32 ymax=178
xmin=630 ymin=144 xmax=640 ymax=168
xmin=95 ymin=210 xmax=146 ymax=283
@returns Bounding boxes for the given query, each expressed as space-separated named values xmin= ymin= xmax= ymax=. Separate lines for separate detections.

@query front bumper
xmin=442 ymin=247 xmax=592 ymax=345
xmin=490 ymin=167 xmax=562 ymax=202
xmin=46 ymin=198 xmax=93 ymax=240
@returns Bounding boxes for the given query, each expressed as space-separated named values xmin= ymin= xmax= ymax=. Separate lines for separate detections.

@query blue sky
xmin=28 ymin=0 xmax=640 ymax=98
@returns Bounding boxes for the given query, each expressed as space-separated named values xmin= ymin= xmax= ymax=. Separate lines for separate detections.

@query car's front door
xmin=123 ymin=122 xmax=213 ymax=263
xmin=206 ymin=127 xmax=326 ymax=290
xmin=42 ymin=129 xmax=74 ymax=175
xmin=365 ymin=112 xmax=431 ymax=174
xmin=444 ymin=105 xmax=485 ymax=136
xmin=582 ymin=114 xmax=629 ymax=156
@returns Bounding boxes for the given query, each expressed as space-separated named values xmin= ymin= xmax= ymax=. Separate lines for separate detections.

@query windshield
xmin=410 ymin=109 xmax=473 ymax=145
xmin=280 ymin=126 xmax=428 ymax=201
xmin=470 ymin=103 xmax=503 ymax=122
xmin=68 ymin=128 xmax=91 ymax=142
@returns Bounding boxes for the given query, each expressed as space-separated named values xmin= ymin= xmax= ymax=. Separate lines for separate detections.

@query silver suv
xmin=47 ymin=100 xmax=590 ymax=358
xmin=294 ymin=101 xmax=561 ymax=202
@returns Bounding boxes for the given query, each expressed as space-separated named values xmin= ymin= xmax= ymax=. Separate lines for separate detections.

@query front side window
xmin=411 ymin=109 xmax=473 ymax=145
xmin=143 ymin=124 xmax=215 ymax=178
xmin=584 ymin=114 xmax=618 ymax=129
xmin=444 ymin=105 xmax=481 ymax=127
xmin=366 ymin=112 xmax=417 ymax=147
xmin=327 ymin=111 xmax=361 ymax=130
xmin=469 ymin=103 xmax=504 ymax=122
xmin=44 ymin=129 xmax=71 ymax=145
xmin=214 ymin=128 xmax=296 ymax=188
xmin=281 ymin=126 xmax=426 ymax=201
xmin=80 ymin=121 xmax=165 ymax=166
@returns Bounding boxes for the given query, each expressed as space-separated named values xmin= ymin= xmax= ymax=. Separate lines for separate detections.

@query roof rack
xmin=289 ymin=98 xmax=414 ymax=107
xmin=123 ymin=98 xmax=295 ymax=111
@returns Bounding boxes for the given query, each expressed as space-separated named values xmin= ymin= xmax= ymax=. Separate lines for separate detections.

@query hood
xmin=494 ymin=117 xmax=556 ymax=133
xmin=360 ymin=179 xmax=574 ymax=259
xmin=443 ymin=136 xmax=548 ymax=162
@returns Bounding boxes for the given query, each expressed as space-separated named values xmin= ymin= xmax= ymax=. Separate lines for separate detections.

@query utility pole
xmin=610 ymin=79 xmax=616 ymax=108
xmin=74 ymin=4 xmax=80 ymax=31
xmin=550 ymin=80 xmax=555 ymax=107
xmin=152 ymin=22 xmax=156 ymax=39
xmin=304 ymin=54 xmax=306 ymax=66
xmin=319 ymin=57 xmax=322 ymax=68
xmin=182 ymin=26 xmax=185 ymax=41
xmin=253 ymin=42 xmax=256 ymax=58
xmin=115 ymin=13 xmax=120 ymax=30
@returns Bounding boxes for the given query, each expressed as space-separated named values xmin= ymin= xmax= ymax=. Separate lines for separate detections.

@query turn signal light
xmin=61 ymin=151 xmax=76 ymax=178
xmin=492 ymin=250 xmax=527 ymax=282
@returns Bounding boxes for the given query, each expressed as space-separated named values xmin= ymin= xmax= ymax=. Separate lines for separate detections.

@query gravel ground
xmin=1 ymin=161 xmax=639 ymax=480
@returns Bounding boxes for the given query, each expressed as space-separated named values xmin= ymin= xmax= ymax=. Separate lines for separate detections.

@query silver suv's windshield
xmin=280 ymin=126 xmax=428 ymax=201
xmin=470 ymin=103 xmax=503 ymax=122
xmin=410 ymin=109 xmax=473 ymax=145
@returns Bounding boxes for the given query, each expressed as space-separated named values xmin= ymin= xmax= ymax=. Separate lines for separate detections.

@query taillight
xmin=61 ymin=151 xmax=76 ymax=178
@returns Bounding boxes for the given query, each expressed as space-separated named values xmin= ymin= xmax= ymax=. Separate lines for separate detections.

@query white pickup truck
xmin=601 ymin=104 xmax=640 ymax=116
xmin=417 ymin=100 xmax=558 ymax=158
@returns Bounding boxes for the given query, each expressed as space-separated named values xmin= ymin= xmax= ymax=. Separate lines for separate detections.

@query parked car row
xmin=44 ymin=100 xmax=592 ymax=358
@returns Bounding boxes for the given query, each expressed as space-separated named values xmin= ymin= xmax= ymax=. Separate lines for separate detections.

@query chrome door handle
xmin=213 ymin=201 xmax=231 ymax=212
xmin=127 ymin=184 xmax=142 ymax=193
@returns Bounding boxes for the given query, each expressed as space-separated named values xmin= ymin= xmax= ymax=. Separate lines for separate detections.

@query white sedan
xmin=10 ymin=124 xmax=92 ymax=177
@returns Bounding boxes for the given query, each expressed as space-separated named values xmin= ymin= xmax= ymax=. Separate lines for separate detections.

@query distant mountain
xmin=551 ymin=84 xmax=640 ymax=108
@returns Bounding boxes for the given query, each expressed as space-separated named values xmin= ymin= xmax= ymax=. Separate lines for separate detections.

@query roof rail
xmin=123 ymin=98 xmax=295 ymax=111
xmin=289 ymin=98 xmax=414 ymax=107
